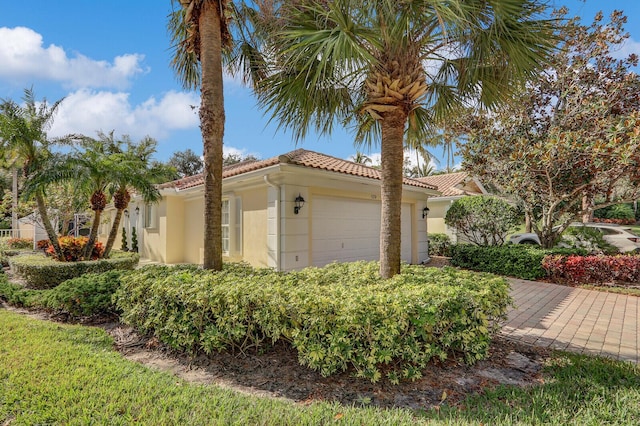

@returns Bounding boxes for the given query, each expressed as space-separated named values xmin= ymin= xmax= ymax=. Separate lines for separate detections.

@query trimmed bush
xmin=9 ymin=251 xmax=139 ymax=289
xmin=445 ymin=196 xmax=520 ymax=246
xmin=543 ymin=254 xmax=640 ymax=285
xmin=114 ymin=261 xmax=511 ymax=383
xmin=6 ymin=237 xmax=33 ymax=249
xmin=428 ymin=233 xmax=452 ymax=256
xmin=0 ymin=270 xmax=127 ymax=317
xmin=450 ymin=244 xmax=586 ymax=280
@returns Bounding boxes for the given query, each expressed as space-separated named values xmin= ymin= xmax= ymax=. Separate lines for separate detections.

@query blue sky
xmin=1 ymin=1 xmax=639 ymax=169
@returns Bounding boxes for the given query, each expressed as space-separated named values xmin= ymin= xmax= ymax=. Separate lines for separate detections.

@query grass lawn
xmin=1 ymin=310 xmax=639 ymax=425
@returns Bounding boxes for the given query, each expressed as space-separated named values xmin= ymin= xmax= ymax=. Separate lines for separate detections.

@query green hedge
xmin=0 ymin=270 xmax=127 ymax=317
xmin=114 ymin=261 xmax=511 ymax=383
xmin=450 ymin=244 xmax=586 ymax=280
xmin=9 ymin=251 xmax=139 ymax=289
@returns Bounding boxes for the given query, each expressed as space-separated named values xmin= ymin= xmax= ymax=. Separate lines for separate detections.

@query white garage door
xmin=311 ymin=196 xmax=412 ymax=267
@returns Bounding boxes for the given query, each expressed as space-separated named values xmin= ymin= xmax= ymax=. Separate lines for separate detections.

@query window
xmin=144 ymin=203 xmax=157 ymax=229
xmin=221 ymin=199 xmax=230 ymax=254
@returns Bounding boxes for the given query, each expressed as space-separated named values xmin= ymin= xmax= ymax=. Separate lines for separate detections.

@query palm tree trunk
xmin=83 ymin=210 xmax=102 ymax=260
xmin=379 ymin=110 xmax=407 ymax=278
xmin=34 ymin=191 xmax=63 ymax=261
xmin=11 ymin=167 xmax=18 ymax=237
xmin=103 ymin=209 xmax=124 ymax=258
xmin=199 ymin=0 xmax=225 ymax=271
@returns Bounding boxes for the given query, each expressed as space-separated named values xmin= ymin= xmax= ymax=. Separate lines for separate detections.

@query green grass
xmin=1 ymin=310 xmax=639 ymax=425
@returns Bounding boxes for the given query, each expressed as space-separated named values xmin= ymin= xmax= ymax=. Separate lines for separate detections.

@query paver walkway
xmin=502 ymin=278 xmax=638 ymax=364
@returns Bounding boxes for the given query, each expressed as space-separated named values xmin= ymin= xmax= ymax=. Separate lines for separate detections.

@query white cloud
xmin=49 ymin=89 xmax=200 ymax=140
xmin=0 ymin=27 xmax=146 ymax=89
xmin=612 ymin=37 xmax=640 ymax=61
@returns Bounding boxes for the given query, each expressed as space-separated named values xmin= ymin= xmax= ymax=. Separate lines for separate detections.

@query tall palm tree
xmin=251 ymin=0 xmax=556 ymax=277
xmin=168 ymin=0 xmax=232 ymax=271
xmin=0 ymin=89 xmax=65 ymax=259
xmin=103 ymin=135 xmax=162 ymax=258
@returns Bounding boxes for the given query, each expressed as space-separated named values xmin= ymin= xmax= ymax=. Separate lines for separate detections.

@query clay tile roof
xmin=158 ymin=149 xmax=437 ymax=191
xmin=415 ymin=172 xmax=474 ymax=197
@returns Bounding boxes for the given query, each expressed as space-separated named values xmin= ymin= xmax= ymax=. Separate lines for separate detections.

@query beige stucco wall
xmin=426 ymin=199 xmax=451 ymax=235
xmin=240 ymin=187 xmax=269 ymax=268
xmin=183 ymin=197 xmax=204 ymax=264
xmin=142 ymin=199 xmax=167 ymax=263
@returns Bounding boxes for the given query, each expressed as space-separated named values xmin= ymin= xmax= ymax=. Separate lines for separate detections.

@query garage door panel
xmin=312 ymin=196 xmax=412 ymax=267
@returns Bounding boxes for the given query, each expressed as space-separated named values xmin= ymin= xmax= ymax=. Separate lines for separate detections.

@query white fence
xmin=0 ymin=229 xmax=35 ymax=239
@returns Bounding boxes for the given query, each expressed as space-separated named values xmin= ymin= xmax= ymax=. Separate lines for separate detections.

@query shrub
xmin=131 ymin=227 xmax=138 ymax=253
xmin=542 ymin=254 xmax=640 ymax=285
xmin=7 ymin=237 xmax=33 ymax=249
xmin=450 ymin=244 xmax=586 ymax=280
xmin=37 ymin=239 xmax=50 ymax=250
xmin=41 ymin=270 xmax=129 ymax=316
xmin=428 ymin=233 xmax=452 ymax=256
xmin=592 ymin=217 xmax=636 ymax=225
xmin=45 ymin=236 xmax=104 ymax=261
xmin=0 ymin=270 xmax=127 ymax=317
xmin=9 ymin=251 xmax=139 ymax=289
xmin=562 ymin=226 xmax=619 ymax=255
xmin=607 ymin=204 xmax=635 ymax=221
xmin=114 ymin=262 xmax=511 ymax=383
xmin=121 ymin=227 xmax=128 ymax=251
xmin=445 ymin=196 xmax=519 ymax=246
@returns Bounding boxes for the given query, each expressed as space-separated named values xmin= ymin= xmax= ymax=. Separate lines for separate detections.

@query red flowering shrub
xmin=37 ymin=239 xmax=50 ymax=250
xmin=6 ymin=237 xmax=33 ymax=249
xmin=45 ymin=236 xmax=104 ymax=261
xmin=543 ymin=254 xmax=640 ymax=285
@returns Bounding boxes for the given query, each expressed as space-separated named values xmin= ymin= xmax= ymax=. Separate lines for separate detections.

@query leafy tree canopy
xmin=460 ymin=8 xmax=640 ymax=248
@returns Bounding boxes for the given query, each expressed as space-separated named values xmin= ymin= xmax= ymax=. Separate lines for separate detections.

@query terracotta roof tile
xmin=416 ymin=172 xmax=478 ymax=197
xmin=159 ymin=149 xmax=437 ymax=191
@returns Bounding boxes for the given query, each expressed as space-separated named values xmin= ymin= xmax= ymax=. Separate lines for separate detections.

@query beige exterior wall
xmin=183 ymin=197 xmax=204 ymax=264
xmin=426 ymin=199 xmax=450 ymax=235
xmin=240 ymin=187 xmax=269 ymax=268
xmin=142 ymin=199 xmax=166 ymax=263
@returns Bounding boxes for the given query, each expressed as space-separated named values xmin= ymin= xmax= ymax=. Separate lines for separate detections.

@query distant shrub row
xmin=114 ymin=262 xmax=511 ymax=383
xmin=449 ymin=244 xmax=586 ymax=280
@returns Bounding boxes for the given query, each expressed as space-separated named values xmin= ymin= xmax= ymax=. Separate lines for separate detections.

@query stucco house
xmin=415 ymin=172 xmax=487 ymax=242
xmin=100 ymin=149 xmax=439 ymax=271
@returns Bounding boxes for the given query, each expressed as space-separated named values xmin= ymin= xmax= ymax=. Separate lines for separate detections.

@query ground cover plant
xmin=1 ymin=309 xmax=639 ymax=425
xmin=114 ymin=262 xmax=511 ymax=383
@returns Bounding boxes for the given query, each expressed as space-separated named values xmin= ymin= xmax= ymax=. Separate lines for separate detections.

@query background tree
xmin=461 ymin=9 xmax=640 ymax=248
xmin=167 ymin=148 xmax=203 ymax=178
xmin=351 ymin=151 xmax=372 ymax=165
xmin=103 ymin=135 xmax=162 ymax=257
xmin=250 ymin=0 xmax=555 ymax=277
xmin=168 ymin=0 xmax=233 ymax=271
xmin=445 ymin=196 xmax=520 ymax=246
xmin=222 ymin=152 xmax=259 ymax=166
xmin=0 ymin=89 xmax=66 ymax=259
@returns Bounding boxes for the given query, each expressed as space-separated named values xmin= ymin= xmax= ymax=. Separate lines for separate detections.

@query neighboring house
xmin=416 ymin=172 xmax=488 ymax=243
xmin=99 ymin=149 xmax=439 ymax=271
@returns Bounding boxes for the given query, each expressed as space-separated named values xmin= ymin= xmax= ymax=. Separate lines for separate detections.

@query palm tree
xmin=168 ymin=0 xmax=232 ymax=271
xmin=103 ymin=135 xmax=162 ymax=258
xmin=251 ymin=0 xmax=555 ymax=277
xmin=352 ymin=151 xmax=372 ymax=165
xmin=0 ymin=89 xmax=65 ymax=259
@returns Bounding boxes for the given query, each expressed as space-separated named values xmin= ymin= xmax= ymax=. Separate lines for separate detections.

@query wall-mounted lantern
xmin=294 ymin=194 xmax=305 ymax=215
xmin=422 ymin=206 xmax=430 ymax=219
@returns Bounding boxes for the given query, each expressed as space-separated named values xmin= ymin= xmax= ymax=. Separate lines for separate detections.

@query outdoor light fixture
xmin=422 ymin=206 xmax=430 ymax=219
xmin=294 ymin=194 xmax=305 ymax=215
xmin=135 ymin=206 xmax=140 ymax=216
xmin=124 ymin=209 xmax=129 ymax=218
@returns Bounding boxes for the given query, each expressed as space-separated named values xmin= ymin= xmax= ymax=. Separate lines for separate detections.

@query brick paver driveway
xmin=502 ymin=278 xmax=639 ymax=364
